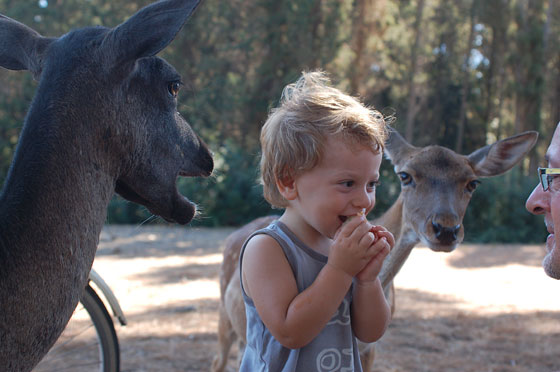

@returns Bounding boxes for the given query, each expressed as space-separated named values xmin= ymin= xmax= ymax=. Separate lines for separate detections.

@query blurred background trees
xmin=0 ymin=0 xmax=557 ymax=242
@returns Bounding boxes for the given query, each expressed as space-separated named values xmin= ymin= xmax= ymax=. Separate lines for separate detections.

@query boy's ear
xmin=276 ymin=176 xmax=297 ymax=201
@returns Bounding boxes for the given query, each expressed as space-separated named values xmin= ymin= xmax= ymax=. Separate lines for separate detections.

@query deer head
xmin=0 ymin=0 xmax=213 ymax=225
xmin=384 ymin=128 xmax=538 ymax=252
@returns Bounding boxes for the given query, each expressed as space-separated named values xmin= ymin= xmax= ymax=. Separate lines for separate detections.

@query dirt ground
xmin=92 ymin=225 xmax=560 ymax=372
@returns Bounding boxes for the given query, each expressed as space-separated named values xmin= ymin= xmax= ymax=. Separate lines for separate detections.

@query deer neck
xmin=0 ymin=115 xmax=116 ymax=370
xmin=374 ymin=194 xmax=420 ymax=290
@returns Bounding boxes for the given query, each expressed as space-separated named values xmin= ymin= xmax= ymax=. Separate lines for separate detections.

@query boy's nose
xmin=354 ymin=189 xmax=373 ymax=209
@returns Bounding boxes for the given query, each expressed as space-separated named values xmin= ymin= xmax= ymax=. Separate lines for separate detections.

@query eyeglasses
xmin=538 ymin=167 xmax=560 ymax=192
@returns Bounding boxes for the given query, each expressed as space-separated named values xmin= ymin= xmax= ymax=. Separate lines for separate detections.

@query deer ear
xmin=102 ymin=0 xmax=201 ymax=70
xmin=0 ymin=14 xmax=54 ymax=79
xmin=384 ymin=127 xmax=417 ymax=165
xmin=468 ymin=131 xmax=538 ymax=177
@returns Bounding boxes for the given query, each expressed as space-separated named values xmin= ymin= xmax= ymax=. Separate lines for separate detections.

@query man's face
xmin=526 ymin=123 xmax=560 ymax=279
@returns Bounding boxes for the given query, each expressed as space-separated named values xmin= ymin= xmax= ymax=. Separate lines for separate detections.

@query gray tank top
xmin=239 ymin=220 xmax=363 ymax=372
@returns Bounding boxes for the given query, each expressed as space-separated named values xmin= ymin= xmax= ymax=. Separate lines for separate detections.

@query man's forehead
xmin=546 ymin=123 xmax=560 ymax=165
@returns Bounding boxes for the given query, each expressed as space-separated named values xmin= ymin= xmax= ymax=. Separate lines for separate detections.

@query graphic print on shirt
xmin=316 ymin=347 xmax=354 ymax=372
xmin=327 ymin=298 xmax=351 ymax=326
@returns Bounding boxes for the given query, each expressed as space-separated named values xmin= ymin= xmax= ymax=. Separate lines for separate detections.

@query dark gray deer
xmin=0 ymin=0 xmax=213 ymax=370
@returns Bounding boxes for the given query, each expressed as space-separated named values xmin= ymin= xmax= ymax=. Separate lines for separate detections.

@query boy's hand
xmin=355 ymin=226 xmax=394 ymax=283
xmin=328 ymin=214 xmax=378 ymax=278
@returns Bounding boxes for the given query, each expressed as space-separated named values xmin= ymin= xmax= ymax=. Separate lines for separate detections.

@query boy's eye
xmin=368 ymin=181 xmax=379 ymax=189
xmin=342 ymin=181 xmax=354 ymax=187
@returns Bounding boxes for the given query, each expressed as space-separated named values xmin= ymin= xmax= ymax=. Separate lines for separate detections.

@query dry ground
xmin=92 ymin=225 xmax=560 ymax=372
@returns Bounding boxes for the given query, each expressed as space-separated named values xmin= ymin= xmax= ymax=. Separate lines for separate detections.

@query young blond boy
xmin=239 ymin=71 xmax=394 ymax=371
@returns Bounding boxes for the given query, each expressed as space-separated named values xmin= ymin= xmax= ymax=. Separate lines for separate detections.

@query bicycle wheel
xmin=33 ymin=284 xmax=120 ymax=372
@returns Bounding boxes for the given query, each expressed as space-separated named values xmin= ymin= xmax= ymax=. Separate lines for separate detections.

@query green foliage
xmin=177 ymin=140 xmax=275 ymax=226
xmin=463 ymin=169 xmax=547 ymax=243
xmin=369 ymin=158 xmax=401 ymax=219
xmin=105 ymin=196 xmax=153 ymax=225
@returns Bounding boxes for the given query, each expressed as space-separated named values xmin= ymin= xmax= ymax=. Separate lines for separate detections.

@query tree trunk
xmin=404 ymin=0 xmax=426 ymax=142
xmin=552 ymin=54 xmax=560 ymax=126
xmin=513 ymin=0 xmax=545 ymax=172
xmin=349 ymin=0 xmax=386 ymax=97
xmin=455 ymin=0 xmax=477 ymax=153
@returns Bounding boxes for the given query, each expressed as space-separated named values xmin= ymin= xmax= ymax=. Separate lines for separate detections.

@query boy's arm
xmin=351 ymin=228 xmax=394 ymax=342
xmin=351 ymin=278 xmax=391 ymax=343
xmin=242 ymin=234 xmax=353 ymax=349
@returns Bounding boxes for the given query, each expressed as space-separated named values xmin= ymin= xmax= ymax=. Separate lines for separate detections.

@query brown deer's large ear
xmin=384 ymin=126 xmax=418 ymax=166
xmin=468 ymin=131 xmax=538 ymax=177
xmin=0 ymin=14 xmax=55 ymax=79
xmin=102 ymin=0 xmax=202 ymax=71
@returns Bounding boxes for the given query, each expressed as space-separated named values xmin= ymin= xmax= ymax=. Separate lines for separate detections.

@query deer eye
xmin=167 ymin=81 xmax=182 ymax=97
xmin=466 ymin=179 xmax=481 ymax=193
xmin=397 ymin=172 xmax=413 ymax=186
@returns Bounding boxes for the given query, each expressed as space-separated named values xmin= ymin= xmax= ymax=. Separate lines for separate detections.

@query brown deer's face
xmin=385 ymin=128 xmax=538 ymax=253
xmin=392 ymin=145 xmax=479 ymax=252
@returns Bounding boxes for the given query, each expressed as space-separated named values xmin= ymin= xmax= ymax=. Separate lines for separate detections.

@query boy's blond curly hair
xmin=260 ymin=70 xmax=388 ymax=208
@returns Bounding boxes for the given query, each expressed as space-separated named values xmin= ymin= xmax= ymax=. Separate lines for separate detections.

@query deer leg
xmin=212 ymin=271 xmax=248 ymax=371
xmin=359 ymin=342 xmax=376 ymax=372
xmin=227 ymin=272 xmax=248 ymax=369
xmin=389 ymin=282 xmax=396 ymax=314
xmin=211 ymin=303 xmax=237 ymax=372
xmin=225 ymin=274 xmax=247 ymax=341
xmin=236 ymin=340 xmax=246 ymax=369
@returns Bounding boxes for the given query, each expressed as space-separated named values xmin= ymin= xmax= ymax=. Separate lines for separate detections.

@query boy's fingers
xmin=368 ymin=237 xmax=391 ymax=255
xmin=359 ymin=231 xmax=376 ymax=250
xmin=370 ymin=226 xmax=395 ymax=247
xmin=337 ymin=215 xmax=367 ymax=238
xmin=379 ymin=232 xmax=395 ymax=248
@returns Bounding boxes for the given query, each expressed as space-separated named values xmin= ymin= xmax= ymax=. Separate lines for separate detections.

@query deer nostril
xmin=432 ymin=221 xmax=460 ymax=244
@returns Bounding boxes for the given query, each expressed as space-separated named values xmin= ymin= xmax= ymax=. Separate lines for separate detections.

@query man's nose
xmin=526 ymin=183 xmax=548 ymax=215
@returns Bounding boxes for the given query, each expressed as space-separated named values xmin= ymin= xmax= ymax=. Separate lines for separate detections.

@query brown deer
xmin=0 ymin=1 xmax=213 ymax=371
xmin=211 ymin=127 xmax=537 ymax=372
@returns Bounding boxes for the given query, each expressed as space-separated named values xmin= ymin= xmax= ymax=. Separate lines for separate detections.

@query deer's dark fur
xmin=0 ymin=1 xmax=213 ymax=370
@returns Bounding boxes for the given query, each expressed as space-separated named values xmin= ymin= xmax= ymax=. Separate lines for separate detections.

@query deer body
xmin=0 ymin=146 xmax=114 ymax=370
xmin=211 ymin=128 xmax=537 ymax=372
xmin=0 ymin=1 xmax=213 ymax=370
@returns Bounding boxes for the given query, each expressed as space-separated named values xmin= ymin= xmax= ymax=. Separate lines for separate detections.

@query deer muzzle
xmin=431 ymin=221 xmax=461 ymax=245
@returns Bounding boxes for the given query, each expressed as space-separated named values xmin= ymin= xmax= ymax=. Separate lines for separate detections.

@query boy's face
xmin=290 ymin=136 xmax=382 ymax=240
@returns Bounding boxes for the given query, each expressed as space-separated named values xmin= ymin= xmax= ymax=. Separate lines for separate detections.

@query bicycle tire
xmin=33 ymin=284 xmax=120 ymax=372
